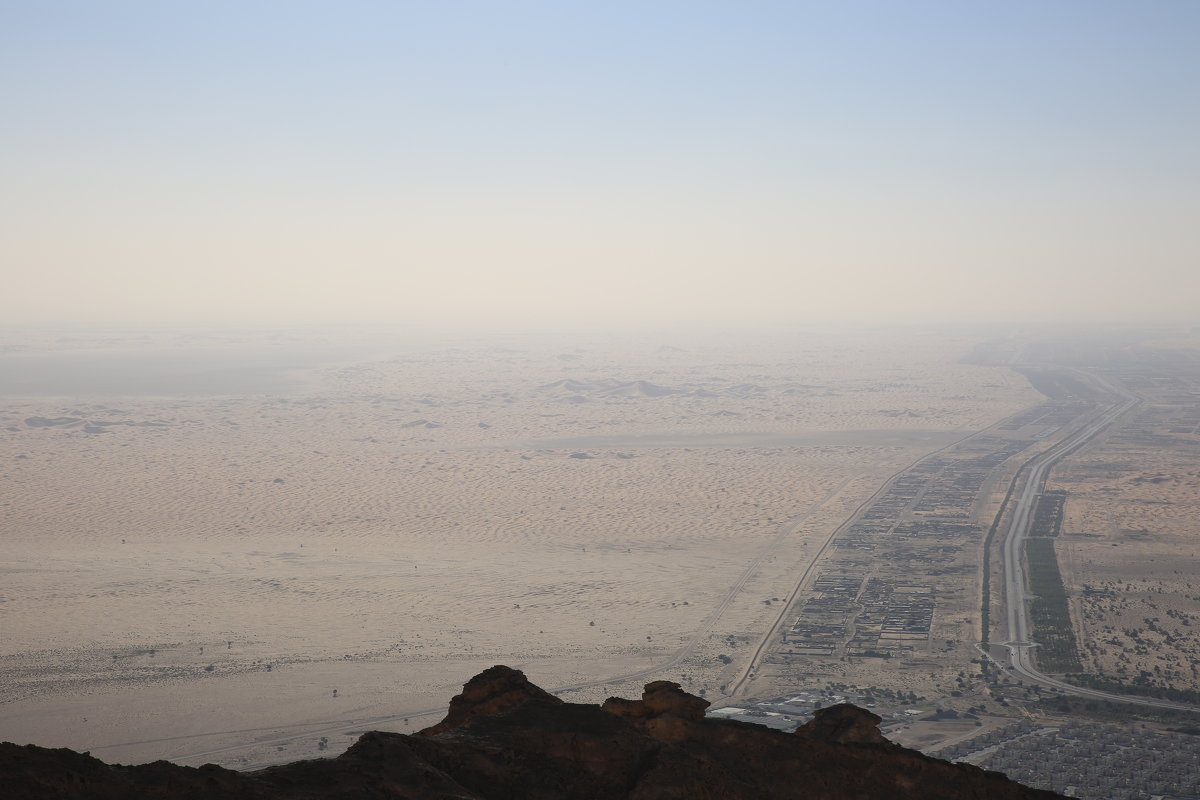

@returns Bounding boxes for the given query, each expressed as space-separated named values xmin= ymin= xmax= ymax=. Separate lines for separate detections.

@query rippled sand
xmin=0 ymin=328 xmax=1039 ymax=767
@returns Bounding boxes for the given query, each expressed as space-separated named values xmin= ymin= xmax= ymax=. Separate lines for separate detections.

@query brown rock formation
xmin=795 ymin=702 xmax=892 ymax=745
xmin=602 ymin=679 xmax=710 ymax=722
xmin=1 ymin=665 xmax=1066 ymax=799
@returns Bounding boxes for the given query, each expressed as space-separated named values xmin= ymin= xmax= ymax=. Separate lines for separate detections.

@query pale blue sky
xmin=3 ymin=1 xmax=1198 ymax=328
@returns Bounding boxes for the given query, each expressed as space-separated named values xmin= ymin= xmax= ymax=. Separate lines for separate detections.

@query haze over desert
xmin=0 ymin=326 xmax=1041 ymax=767
xmin=4 ymin=4 xmax=1200 ymax=797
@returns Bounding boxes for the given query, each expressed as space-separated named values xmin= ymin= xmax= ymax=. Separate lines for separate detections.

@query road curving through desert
xmin=993 ymin=370 xmax=1200 ymax=714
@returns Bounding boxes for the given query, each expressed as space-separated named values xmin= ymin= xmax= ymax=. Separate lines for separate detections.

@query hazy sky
xmin=3 ymin=1 xmax=1198 ymax=329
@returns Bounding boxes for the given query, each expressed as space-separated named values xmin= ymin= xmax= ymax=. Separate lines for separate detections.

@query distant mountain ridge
xmin=1 ymin=665 xmax=1066 ymax=799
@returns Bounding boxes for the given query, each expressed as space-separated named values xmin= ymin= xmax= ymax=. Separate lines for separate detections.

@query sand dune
xmin=0 ymin=329 xmax=1040 ymax=767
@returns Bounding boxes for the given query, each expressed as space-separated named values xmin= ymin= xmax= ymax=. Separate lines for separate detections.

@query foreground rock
xmin=1 ymin=665 xmax=1064 ymax=799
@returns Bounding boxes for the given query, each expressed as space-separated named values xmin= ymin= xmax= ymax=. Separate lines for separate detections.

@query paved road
xmin=109 ymin=368 xmax=1199 ymax=768
xmin=994 ymin=371 xmax=1200 ymax=714
xmin=724 ymin=425 xmax=1006 ymax=698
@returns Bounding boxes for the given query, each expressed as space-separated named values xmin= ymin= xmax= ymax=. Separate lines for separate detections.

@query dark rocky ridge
xmin=1 ymin=665 xmax=1065 ymax=799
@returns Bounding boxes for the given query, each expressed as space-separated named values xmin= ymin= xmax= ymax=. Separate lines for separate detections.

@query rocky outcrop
xmin=601 ymin=679 xmax=710 ymax=721
xmin=1 ymin=665 xmax=1066 ymax=799
xmin=421 ymin=663 xmax=565 ymax=735
xmin=795 ymin=702 xmax=892 ymax=745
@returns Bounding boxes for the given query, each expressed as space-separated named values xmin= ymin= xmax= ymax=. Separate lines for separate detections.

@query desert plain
xmin=1051 ymin=343 xmax=1200 ymax=693
xmin=1 ymin=326 xmax=1045 ymax=767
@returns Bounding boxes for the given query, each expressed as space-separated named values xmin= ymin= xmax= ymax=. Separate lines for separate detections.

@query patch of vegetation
xmin=1168 ymin=725 xmax=1200 ymax=736
xmin=1029 ymin=491 xmax=1066 ymax=538
xmin=837 ymin=684 xmax=922 ymax=704
xmin=1034 ymin=693 xmax=1197 ymax=725
xmin=981 ymin=471 xmax=1021 ymax=646
xmin=1025 ymin=538 xmax=1083 ymax=673
xmin=1064 ymin=673 xmax=1200 ymax=705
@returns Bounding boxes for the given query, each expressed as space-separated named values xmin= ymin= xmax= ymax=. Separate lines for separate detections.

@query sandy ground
xmin=0 ymin=327 xmax=1040 ymax=766
xmin=1052 ymin=394 xmax=1200 ymax=692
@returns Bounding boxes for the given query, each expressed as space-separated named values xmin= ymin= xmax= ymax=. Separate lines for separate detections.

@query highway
xmin=725 ymin=423 xmax=1014 ymax=697
xmin=994 ymin=372 xmax=1200 ymax=713
xmin=103 ymin=369 xmax=1199 ymax=768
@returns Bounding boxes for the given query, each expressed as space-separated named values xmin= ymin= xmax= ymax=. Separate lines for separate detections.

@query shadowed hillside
xmin=1 ymin=666 xmax=1065 ymax=799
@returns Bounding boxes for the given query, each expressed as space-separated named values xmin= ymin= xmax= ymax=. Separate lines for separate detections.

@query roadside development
xmin=139 ymin=347 xmax=1200 ymax=771
xmin=989 ymin=370 xmax=1199 ymax=714
xmin=726 ymin=352 xmax=1200 ymax=725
